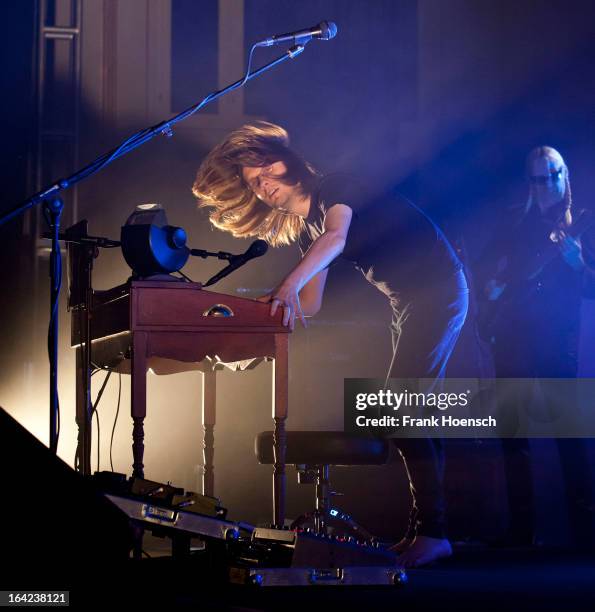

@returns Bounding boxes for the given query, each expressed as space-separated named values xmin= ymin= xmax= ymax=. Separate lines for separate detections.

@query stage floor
xmin=68 ymin=540 xmax=595 ymax=610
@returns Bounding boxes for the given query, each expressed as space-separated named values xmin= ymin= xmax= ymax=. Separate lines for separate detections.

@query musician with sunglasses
xmin=479 ymin=146 xmax=595 ymax=547
xmin=192 ymin=121 xmax=469 ymax=567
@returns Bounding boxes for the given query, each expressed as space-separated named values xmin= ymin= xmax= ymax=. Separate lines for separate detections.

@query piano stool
xmin=255 ymin=431 xmax=390 ymax=540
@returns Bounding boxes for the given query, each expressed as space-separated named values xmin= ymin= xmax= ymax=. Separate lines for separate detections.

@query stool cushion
xmin=255 ymin=431 xmax=390 ymax=466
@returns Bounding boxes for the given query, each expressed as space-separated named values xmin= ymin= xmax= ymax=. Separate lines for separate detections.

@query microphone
xmin=203 ymin=239 xmax=268 ymax=287
xmin=256 ymin=21 xmax=337 ymax=47
xmin=230 ymin=239 xmax=268 ymax=265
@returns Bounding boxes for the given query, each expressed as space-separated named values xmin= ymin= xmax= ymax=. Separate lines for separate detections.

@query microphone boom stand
xmin=0 ymin=43 xmax=307 ymax=455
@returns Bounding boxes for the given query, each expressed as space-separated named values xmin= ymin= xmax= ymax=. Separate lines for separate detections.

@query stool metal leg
xmin=314 ymin=465 xmax=330 ymax=534
xmin=292 ymin=464 xmax=377 ymax=542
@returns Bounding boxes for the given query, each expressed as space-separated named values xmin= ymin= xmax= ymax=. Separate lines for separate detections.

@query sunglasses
xmin=529 ymin=169 xmax=563 ymax=184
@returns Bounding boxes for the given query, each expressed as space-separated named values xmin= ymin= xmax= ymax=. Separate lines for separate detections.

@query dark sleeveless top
xmin=298 ymin=174 xmax=463 ymax=300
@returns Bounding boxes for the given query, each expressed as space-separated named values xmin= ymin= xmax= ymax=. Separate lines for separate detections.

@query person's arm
xmin=299 ymin=268 xmax=329 ymax=317
xmin=259 ymin=203 xmax=353 ymax=328
xmin=556 ymin=231 xmax=587 ymax=272
xmin=555 ymin=230 xmax=595 ymax=297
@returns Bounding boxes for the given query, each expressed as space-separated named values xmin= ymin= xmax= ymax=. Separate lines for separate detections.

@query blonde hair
xmin=192 ymin=121 xmax=318 ymax=247
xmin=524 ymin=145 xmax=573 ymax=227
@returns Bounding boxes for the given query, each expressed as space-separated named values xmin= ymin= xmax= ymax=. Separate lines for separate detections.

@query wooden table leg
xmin=131 ymin=331 xmax=148 ymax=479
xmin=272 ymin=334 xmax=289 ymax=527
xmin=201 ymin=368 xmax=216 ymax=497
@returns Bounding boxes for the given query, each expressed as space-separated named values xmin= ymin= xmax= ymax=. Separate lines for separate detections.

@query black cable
xmin=91 ymin=369 xmax=112 ymax=472
xmin=239 ymin=43 xmax=258 ymax=88
xmin=91 ymin=361 xmax=113 ymax=372
xmin=110 ymin=372 xmax=122 ymax=472
xmin=75 ymin=365 xmax=112 ymax=468
xmin=99 ymin=42 xmax=259 ymax=175
xmin=94 ymin=403 xmax=100 ymax=474
xmin=175 ymin=270 xmax=193 ymax=283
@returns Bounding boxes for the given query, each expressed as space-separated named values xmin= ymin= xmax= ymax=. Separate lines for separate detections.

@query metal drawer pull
xmin=203 ymin=304 xmax=234 ymax=317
